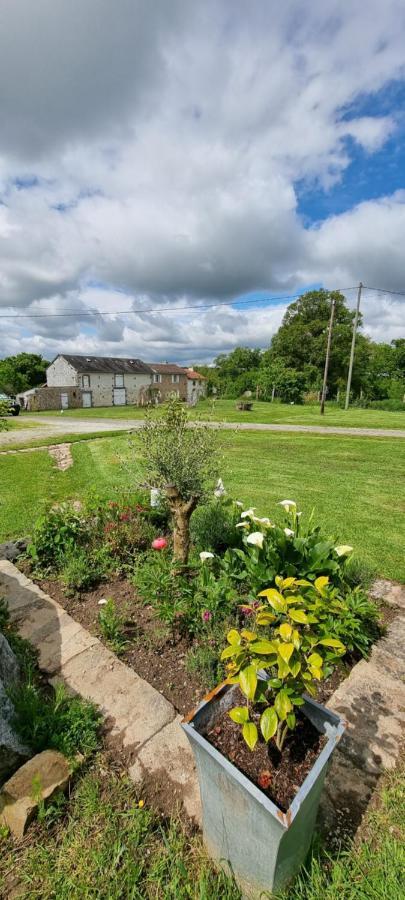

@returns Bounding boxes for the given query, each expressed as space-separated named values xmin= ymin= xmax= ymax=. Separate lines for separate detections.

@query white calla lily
xmin=214 ymin=478 xmax=226 ymax=498
xmin=235 ymin=501 xmax=244 ymax=508
xmin=236 ymin=521 xmax=249 ymax=528
xmin=284 ymin=528 xmax=294 ymax=537
xmin=278 ymin=500 xmax=296 ymax=512
xmin=246 ymin=531 xmax=264 ymax=548
xmin=241 ymin=507 xmax=256 ymax=518
xmin=200 ymin=551 xmax=215 ymax=561
xmin=252 ymin=515 xmax=273 ymax=527
xmin=335 ymin=545 xmax=353 ymax=557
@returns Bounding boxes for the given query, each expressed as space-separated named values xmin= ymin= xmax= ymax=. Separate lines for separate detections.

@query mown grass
xmin=0 ymin=428 xmax=130 ymax=452
xmin=22 ymin=399 xmax=405 ymax=430
xmin=1 ymin=430 xmax=404 ymax=580
xmin=0 ymin=757 xmax=239 ymax=899
xmin=0 ymin=754 xmax=403 ymax=898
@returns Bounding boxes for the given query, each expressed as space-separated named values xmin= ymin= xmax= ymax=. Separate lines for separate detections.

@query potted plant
xmin=182 ymin=576 xmax=346 ymax=897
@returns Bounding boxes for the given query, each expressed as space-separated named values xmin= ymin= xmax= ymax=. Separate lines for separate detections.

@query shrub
xmin=60 ymin=547 xmax=111 ymax=595
xmin=317 ymin=586 xmax=381 ymax=658
xmin=221 ymin=576 xmax=345 ymax=751
xmin=98 ymin=598 xmax=129 ymax=655
xmin=191 ymin=499 xmax=243 ymax=554
xmin=10 ymin=681 xmax=101 ymax=760
xmin=133 ymin=551 xmax=193 ymax=629
xmin=29 ymin=505 xmax=91 ymax=572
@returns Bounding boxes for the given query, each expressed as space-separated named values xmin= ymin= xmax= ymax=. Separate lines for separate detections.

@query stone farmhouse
xmin=21 ymin=355 xmax=206 ymax=410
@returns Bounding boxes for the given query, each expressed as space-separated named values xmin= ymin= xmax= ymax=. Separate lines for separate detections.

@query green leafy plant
xmin=29 ymin=504 xmax=91 ymax=572
xmin=191 ymin=498 xmax=243 ymax=554
xmin=317 ymin=586 xmax=381 ymax=658
xmin=137 ymin=397 xmax=219 ymax=563
xmin=98 ymin=598 xmax=129 ymax=654
xmin=60 ymin=547 xmax=111 ymax=595
xmin=221 ymin=575 xmax=345 ymax=752
xmin=10 ymin=681 xmax=101 ymax=760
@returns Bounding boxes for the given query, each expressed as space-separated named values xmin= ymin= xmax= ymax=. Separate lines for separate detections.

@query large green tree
xmin=268 ymin=289 xmax=365 ymax=395
xmin=0 ymin=353 xmax=49 ymax=395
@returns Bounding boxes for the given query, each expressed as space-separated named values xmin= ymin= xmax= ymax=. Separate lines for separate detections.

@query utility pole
xmin=320 ymin=296 xmax=336 ymax=415
xmin=345 ymin=281 xmax=363 ymax=410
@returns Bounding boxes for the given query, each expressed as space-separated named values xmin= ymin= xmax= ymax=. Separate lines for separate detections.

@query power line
xmin=0 ymin=286 xmax=359 ymax=319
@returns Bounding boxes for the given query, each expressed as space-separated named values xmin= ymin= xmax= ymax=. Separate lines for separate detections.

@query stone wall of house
xmin=82 ymin=372 xmax=151 ymax=406
xmin=27 ymin=386 xmax=83 ymax=411
xmin=186 ymin=378 xmax=207 ymax=403
xmin=46 ymin=357 xmax=79 ymax=387
xmin=152 ymin=374 xmax=188 ymax=402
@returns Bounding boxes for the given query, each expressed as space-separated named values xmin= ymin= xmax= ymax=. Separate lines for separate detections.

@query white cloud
xmin=0 ymin=0 xmax=404 ymax=360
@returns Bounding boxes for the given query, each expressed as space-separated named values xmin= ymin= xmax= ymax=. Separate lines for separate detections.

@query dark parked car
xmin=0 ymin=392 xmax=20 ymax=416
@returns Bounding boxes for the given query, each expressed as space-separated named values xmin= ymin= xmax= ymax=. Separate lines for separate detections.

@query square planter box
xmin=182 ymin=683 xmax=346 ymax=898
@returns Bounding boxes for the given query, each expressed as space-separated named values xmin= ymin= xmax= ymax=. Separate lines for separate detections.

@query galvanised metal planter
xmin=182 ymin=683 xmax=346 ymax=899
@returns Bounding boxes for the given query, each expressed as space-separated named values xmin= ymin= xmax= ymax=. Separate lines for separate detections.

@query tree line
xmin=195 ymin=290 xmax=405 ymax=405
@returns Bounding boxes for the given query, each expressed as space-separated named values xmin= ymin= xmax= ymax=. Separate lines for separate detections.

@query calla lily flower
xmin=200 ymin=551 xmax=215 ymax=561
xmin=241 ymin=507 xmax=256 ymax=518
xmin=335 ymin=545 xmax=353 ymax=557
xmin=284 ymin=527 xmax=294 ymax=537
xmin=278 ymin=500 xmax=296 ymax=512
xmin=236 ymin=521 xmax=249 ymax=528
xmin=246 ymin=531 xmax=264 ymax=548
xmin=214 ymin=478 xmax=226 ymax=498
xmin=252 ymin=515 xmax=273 ymax=527
xmin=235 ymin=501 xmax=244 ymax=508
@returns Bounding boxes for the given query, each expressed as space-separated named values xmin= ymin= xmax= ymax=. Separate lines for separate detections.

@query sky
xmin=0 ymin=0 xmax=405 ymax=364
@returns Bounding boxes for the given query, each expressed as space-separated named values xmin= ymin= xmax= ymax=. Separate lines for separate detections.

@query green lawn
xmin=1 ymin=430 xmax=404 ymax=580
xmin=0 ymin=752 xmax=403 ymax=899
xmin=22 ymin=399 xmax=405 ymax=430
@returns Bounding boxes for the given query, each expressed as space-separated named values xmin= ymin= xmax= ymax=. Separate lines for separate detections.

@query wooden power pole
xmin=320 ymin=296 xmax=336 ymax=415
xmin=345 ymin=282 xmax=363 ymax=410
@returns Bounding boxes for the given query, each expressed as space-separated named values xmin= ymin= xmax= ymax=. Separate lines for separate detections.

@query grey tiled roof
xmin=59 ymin=355 xmax=153 ymax=375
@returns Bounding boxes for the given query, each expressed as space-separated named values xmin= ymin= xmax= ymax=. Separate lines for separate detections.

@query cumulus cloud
xmin=0 ymin=0 xmax=404 ymax=361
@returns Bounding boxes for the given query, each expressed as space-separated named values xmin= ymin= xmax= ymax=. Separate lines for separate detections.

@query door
xmin=113 ymin=388 xmax=126 ymax=406
xmin=82 ymin=392 xmax=92 ymax=408
xmin=60 ymin=392 xmax=69 ymax=409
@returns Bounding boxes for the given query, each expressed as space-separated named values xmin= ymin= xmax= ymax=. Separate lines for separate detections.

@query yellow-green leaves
xmin=288 ymin=608 xmax=308 ymax=623
xmin=250 ymin=640 xmax=277 ymax=655
xmin=274 ymin=689 xmax=293 ymax=720
xmin=229 ymin=706 xmax=249 ymax=724
xmin=258 ymin=588 xmax=286 ymax=612
xmin=308 ymin=652 xmax=323 ymax=668
xmin=260 ymin=707 xmax=278 ymax=741
xmin=242 ymin=721 xmax=258 ymax=750
xmin=239 ymin=665 xmax=257 ymax=700
xmin=317 ymin=637 xmax=345 ymax=652
xmin=227 ymin=629 xmax=241 ymax=645
xmin=279 ymin=622 xmax=292 ymax=640
xmin=314 ymin=576 xmax=329 ymax=596
xmin=278 ymin=642 xmax=294 ymax=663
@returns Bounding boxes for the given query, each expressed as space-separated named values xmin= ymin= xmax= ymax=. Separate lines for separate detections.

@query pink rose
xmin=152 ymin=537 xmax=168 ymax=551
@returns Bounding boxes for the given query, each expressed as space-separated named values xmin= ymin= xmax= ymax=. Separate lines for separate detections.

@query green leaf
xmin=242 ymin=721 xmax=258 ymax=751
xmin=314 ymin=576 xmax=329 ymax=596
xmin=220 ymin=644 xmax=241 ymax=660
xmin=227 ymin=629 xmax=241 ymax=645
xmin=239 ymin=665 xmax=258 ymax=700
xmin=288 ymin=608 xmax=308 ymax=624
xmin=240 ymin=629 xmax=257 ymax=641
xmin=260 ymin=707 xmax=278 ymax=741
xmin=277 ymin=658 xmax=290 ymax=678
xmin=275 ymin=689 xmax=293 ymax=720
xmin=286 ymin=713 xmax=296 ymax=729
xmin=289 ymin=660 xmax=301 ymax=677
xmin=250 ymin=640 xmax=278 ymax=655
xmin=318 ymin=637 xmax=346 ymax=651
xmin=278 ymin=643 xmax=294 ymax=663
xmin=258 ymin=588 xmax=286 ymax=612
xmin=229 ymin=706 xmax=249 ymax=724
xmin=256 ymin=612 xmax=277 ymax=625
xmin=308 ymin=652 xmax=323 ymax=668
xmin=279 ymin=623 xmax=293 ymax=640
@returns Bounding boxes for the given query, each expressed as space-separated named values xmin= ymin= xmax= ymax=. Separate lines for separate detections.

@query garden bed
xmin=27 ymin=570 xmax=388 ymax=717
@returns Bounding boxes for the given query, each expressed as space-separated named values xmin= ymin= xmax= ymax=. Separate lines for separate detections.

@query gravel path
xmin=1 ymin=415 xmax=404 ymax=450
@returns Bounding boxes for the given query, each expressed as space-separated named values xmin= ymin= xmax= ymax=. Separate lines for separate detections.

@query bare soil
xmin=204 ymin=688 xmax=327 ymax=812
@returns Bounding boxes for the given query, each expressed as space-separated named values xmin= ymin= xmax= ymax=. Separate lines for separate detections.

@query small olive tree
xmin=138 ymin=397 xmax=219 ymax=563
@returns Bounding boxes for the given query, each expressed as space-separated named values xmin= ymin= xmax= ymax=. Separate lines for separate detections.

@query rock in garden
xmin=0 ymin=539 xmax=29 ymax=563
xmin=0 ymin=633 xmax=30 ymax=781
xmin=0 ymin=749 xmax=72 ymax=839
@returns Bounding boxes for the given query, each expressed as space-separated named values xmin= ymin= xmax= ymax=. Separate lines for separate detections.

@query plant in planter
xmin=137 ymin=398 xmax=219 ymax=564
xmin=182 ymin=574 xmax=347 ymax=897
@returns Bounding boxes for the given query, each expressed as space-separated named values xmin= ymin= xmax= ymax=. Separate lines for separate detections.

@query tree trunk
xmin=165 ymin=485 xmax=198 ymax=565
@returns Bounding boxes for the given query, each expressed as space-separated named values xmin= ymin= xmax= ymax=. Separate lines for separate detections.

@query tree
xmin=258 ymin=363 xmax=306 ymax=403
xmin=269 ymin=290 xmax=358 ymax=395
xmin=137 ymin=398 xmax=219 ymax=564
xmin=0 ymin=353 xmax=49 ymax=395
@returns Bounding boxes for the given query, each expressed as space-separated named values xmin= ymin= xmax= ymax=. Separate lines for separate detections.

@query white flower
xmin=278 ymin=500 xmax=296 ymax=512
xmin=335 ymin=545 xmax=353 ymax=557
xmin=284 ymin=528 xmax=294 ymax=537
xmin=235 ymin=501 xmax=244 ymax=508
xmin=241 ymin=507 xmax=256 ymax=518
xmin=214 ymin=478 xmax=226 ymax=498
xmin=98 ymin=598 xmax=107 ymax=606
xmin=252 ymin=516 xmax=273 ymax=527
xmin=236 ymin=521 xmax=249 ymax=528
xmin=246 ymin=531 xmax=264 ymax=548
xmin=200 ymin=551 xmax=215 ymax=561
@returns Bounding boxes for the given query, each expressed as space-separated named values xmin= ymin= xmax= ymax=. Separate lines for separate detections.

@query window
xmin=153 ymin=373 xmax=162 ymax=383
xmin=115 ymin=373 xmax=124 ymax=387
xmin=82 ymin=375 xmax=90 ymax=388
xmin=171 ymin=374 xmax=180 ymax=383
